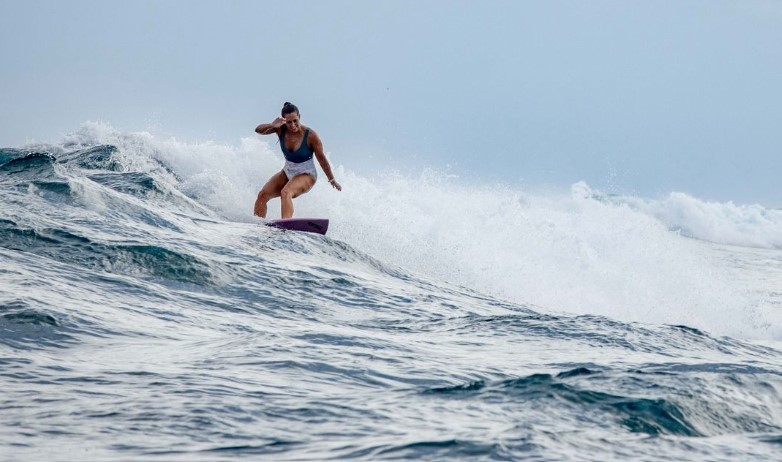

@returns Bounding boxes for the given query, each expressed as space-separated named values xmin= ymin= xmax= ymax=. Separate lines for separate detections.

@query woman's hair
xmin=281 ymin=102 xmax=299 ymax=117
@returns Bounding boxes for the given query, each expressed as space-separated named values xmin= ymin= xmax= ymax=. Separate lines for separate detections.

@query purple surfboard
xmin=266 ymin=218 xmax=329 ymax=235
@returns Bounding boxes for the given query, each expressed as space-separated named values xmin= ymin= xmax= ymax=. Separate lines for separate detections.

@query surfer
xmin=253 ymin=102 xmax=342 ymax=218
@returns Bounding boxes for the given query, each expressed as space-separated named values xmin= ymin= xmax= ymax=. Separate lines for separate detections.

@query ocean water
xmin=2 ymin=122 xmax=781 ymax=461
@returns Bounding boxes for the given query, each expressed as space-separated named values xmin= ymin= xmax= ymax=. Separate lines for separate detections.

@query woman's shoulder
xmin=305 ymin=126 xmax=320 ymax=139
xmin=305 ymin=127 xmax=323 ymax=150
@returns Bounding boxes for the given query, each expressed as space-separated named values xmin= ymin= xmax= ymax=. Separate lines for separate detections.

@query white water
xmin=52 ymin=122 xmax=782 ymax=340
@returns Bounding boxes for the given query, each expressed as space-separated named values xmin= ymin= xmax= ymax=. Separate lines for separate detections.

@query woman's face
xmin=284 ymin=112 xmax=301 ymax=133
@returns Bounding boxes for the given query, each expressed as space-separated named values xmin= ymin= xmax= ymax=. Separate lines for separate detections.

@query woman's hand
xmin=329 ymin=179 xmax=342 ymax=191
xmin=255 ymin=117 xmax=287 ymax=135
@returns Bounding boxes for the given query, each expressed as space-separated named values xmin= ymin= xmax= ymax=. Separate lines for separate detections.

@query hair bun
xmin=281 ymin=102 xmax=300 ymax=117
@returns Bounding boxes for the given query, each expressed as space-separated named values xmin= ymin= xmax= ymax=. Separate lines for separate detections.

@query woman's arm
xmin=255 ymin=117 xmax=286 ymax=135
xmin=310 ymin=130 xmax=342 ymax=191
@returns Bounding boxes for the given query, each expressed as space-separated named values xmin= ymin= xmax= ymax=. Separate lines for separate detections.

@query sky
xmin=1 ymin=0 xmax=780 ymax=206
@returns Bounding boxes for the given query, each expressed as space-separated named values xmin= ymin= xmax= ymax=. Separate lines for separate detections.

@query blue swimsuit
xmin=280 ymin=129 xmax=314 ymax=163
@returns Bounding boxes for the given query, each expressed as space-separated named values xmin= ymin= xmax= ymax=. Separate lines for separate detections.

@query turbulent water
xmin=2 ymin=122 xmax=782 ymax=461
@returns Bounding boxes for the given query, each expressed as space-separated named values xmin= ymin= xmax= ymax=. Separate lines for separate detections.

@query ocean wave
xmin=4 ymin=122 xmax=776 ymax=339
xmin=592 ymin=185 xmax=782 ymax=250
xmin=2 ymin=120 xmax=782 ymax=461
xmin=0 ymin=151 xmax=58 ymax=177
xmin=423 ymin=364 xmax=782 ymax=438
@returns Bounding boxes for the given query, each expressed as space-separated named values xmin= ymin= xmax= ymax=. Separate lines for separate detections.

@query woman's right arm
xmin=255 ymin=117 xmax=286 ymax=135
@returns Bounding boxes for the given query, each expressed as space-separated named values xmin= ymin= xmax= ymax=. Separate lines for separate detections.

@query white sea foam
xmin=49 ymin=122 xmax=780 ymax=339
xmin=614 ymin=192 xmax=782 ymax=250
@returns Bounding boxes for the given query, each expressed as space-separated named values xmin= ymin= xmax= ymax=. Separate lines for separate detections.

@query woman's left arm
xmin=310 ymin=130 xmax=342 ymax=191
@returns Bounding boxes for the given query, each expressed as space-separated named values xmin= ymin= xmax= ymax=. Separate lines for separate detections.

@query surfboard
xmin=266 ymin=218 xmax=329 ymax=235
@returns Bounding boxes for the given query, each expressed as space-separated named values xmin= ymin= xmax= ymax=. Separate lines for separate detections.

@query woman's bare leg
xmin=280 ymin=174 xmax=316 ymax=219
xmin=254 ymin=171 xmax=288 ymax=218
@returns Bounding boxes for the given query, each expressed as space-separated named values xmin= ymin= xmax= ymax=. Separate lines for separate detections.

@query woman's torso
xmin=279 ymin=127 xmax=314 ymax=163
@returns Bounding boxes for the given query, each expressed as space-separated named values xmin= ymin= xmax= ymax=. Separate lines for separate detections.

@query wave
xmin=0 ymin=151 xmax=58 ymax=176
xmin=595 ymin=187 xmax=782 ymax=250
xmin=422 ymin=364 xmax=782 ymax=439
xmin=3 ymin=122 xmax=778 ymax=339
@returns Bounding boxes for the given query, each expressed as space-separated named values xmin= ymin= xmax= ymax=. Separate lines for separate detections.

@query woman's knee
xmin=280 ymin=187 xmax=295 ymax=200
xmin=256 ymin=190 xmax=271 ymax=204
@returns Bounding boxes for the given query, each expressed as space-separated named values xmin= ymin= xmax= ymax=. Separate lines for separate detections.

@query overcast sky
xmin=1 ymin=0 xmax=780 ymax=206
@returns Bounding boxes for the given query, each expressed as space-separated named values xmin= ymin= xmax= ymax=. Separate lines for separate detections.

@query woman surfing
xmin=253 ymin=102 xmax=342 ymax=219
